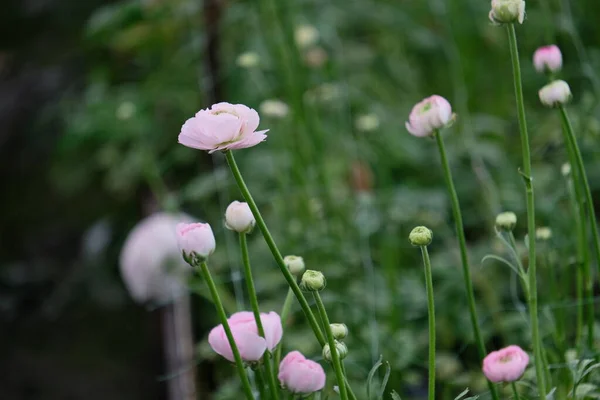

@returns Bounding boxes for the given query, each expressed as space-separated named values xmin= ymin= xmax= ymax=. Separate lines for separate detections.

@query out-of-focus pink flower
xmin=119 ymin=213 xmax=193 ymax=305
xmin=225 ymin=201 xmax=255 ymax=233
xmin=176 ymin=222 xmax=216 ymax=261
xmin=482 ymin=345 xmax=529 ymax=383
xmin=533 ymin=45 xmax=562 ymax=73
xmin=405 ymin=95 xmax=453 ymax=137
xmin=207 ymin=311 xmax=283 ymax=362
xmin=278 ymin=351 xmax=326 ymax=394
xmin=178 ymin=102 xmax=268 ymax=153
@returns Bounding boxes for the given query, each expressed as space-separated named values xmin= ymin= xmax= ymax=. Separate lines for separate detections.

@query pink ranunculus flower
xmin=178 ymin=102 xmax=268 ymax=153
xmin=229 ymin=311 xmax=283 ymax=351
xmin=278 ymin=351 xmax=326 ymax=394
xmin=405 ymin=95 xmax=453 ymax=137
xmin=208 ymin=323 xmax=267 ymax=362
xmin=176 ymin=222 xmax=216 ymax=262
xmin=207 ymin=311 xmax=283 ymax=362
xmin=533 ymin=45 xmax=562 ymax=73
xmin=482 ymin=345 xmax=529 ymax=383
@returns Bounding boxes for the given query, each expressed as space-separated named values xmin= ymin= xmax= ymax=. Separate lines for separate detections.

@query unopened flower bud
xmin=300 ymin=270 xmax=326 ymax=291
xmin=489 ymin=0 xmax=526 ymax=25
xmin=323 ymin=340 xmax=348 ymax=361
xmin=406 ymin=95 xmax=453 ymax=137
xmin=539 ymin=80 xmax=572 ymax=107
xmin=495 ymin=212 xmax=517 ymax=231
xmin=225 ymin=201 xmax=255 ymax=234
xmin=330 ymin=323 xmax=348 ymax=340
xmin=176 ymin=222 xmax=216 ymax=265
xmin=284 ymin=255 xmax=305 ymax=276
xmin=409 ymin=226 xmax=433 ymax=246
xmin=533 ymin=45 xmax=562 ymax=74
xmin=536 ymin=227 xmax=552 ymax=241
xmin=236 ymin=52 xmax=260 ymax=68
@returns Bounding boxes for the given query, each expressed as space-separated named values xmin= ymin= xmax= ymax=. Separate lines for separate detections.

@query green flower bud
xmin=283 ymin=255 xmax=305 ymax=276
xmin=323 ymin=340 xmax=348 ymax=361
xmin=561 ymin=163 xmax=571 ymax=177
xmin=489 ymin=0 xmax=526 ymax=25
xmin=495 ymin=212 xmax=517 ymax=231
xmin=330 ymin=323 xmax=348 ymax=340
xmin=409 ymin=226 xmax=433 ymax=246
xmin=300 ymin=270 xmax=326 ymax=292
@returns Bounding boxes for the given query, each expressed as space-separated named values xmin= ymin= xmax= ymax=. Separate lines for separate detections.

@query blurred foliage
xmin=4 ymin=0 xmax=600 ymax=398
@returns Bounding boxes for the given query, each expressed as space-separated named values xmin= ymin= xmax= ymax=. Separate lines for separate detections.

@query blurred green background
xmin=2 ymin=0 xmax=600 ymax=398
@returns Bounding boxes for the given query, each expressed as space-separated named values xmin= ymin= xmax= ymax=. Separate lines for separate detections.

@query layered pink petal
xmin=278 ymin=351 xmax=326 ymax=394
xmin=208 ymin=323 xmax=267 ymax=362
xmin=261 ymin=311 xmax=283 ymax=350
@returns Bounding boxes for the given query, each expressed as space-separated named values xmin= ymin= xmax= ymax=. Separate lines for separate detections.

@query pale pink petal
xmin=261 ymin=312 xmax=283 ymax=350
xmin=195 ymin=112 xmax=243 ymax=144
xmin=208 ymin=325 xmax=235 ymax=362
xmin=223 ymin=130 xmax=268 ymax=151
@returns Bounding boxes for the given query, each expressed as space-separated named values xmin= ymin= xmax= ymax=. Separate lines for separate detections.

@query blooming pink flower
xmin=176 ymin=222 xmax=216 ymax=261
xmin=178 ymin=102 xmax=268 ymax=153
xmin=208 ymin=311 xmax=283 ymax=362
xmin=278 ymin=351 xmax=326 ymax=394
xmin=533 ymin=45 xmax=562 ymax=73
xmin=405 ymin=95 xmax=453 ymax=137
xmin=482 ymin=345 xmax=529 ymax=383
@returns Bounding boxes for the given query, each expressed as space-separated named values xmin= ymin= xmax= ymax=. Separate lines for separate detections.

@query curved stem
xmin=275 ymin=287 xmax=295 ymax=367
xmin=506 ymin=23 xmax=546 ymax=397
xmin=420 ymin=245 xmax=436 ymax=400
xmin=434 ymin=131 xmax=500 ymax=400
xmin=196 ymin=261 xmax=254 ymax=400
xmin=559 ymin=105 xmax=598 ymax=350
xmin=313 ymin=292 xmax=349 ymax=400
xmin=239 ymin=233 xmax=280 ymax=400
xmin=225 ymin=150 xmax=325 ymax=346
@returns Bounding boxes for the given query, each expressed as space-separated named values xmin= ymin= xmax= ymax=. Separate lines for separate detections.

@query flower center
xmin=419 ymin=102 xmax=433 ymax=114
xmin=499 ymin=354 xmax=513 ymax=363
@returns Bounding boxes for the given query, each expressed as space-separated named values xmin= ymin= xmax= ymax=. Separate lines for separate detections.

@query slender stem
xmin=434 ymin=131 xmax=500 ymax=400
xmin=313 ymin=292 xmax=349 ymax=400
xmin=341 ymin=362 xmax=359 ymax=400
xmin=506 ymin=23 xmax=546 ymax=397
xmin=420 ymin=245 xmax=436 ymax=400
xmin=225 ymin=150 xmax=326 ymax=346
xmin=239 ymin=233 xmax=280 ymax=400
xmin=511 ymin=382 xmax=521 ymax=400
xmin=196 ymin=261 xmax=254 ymax=400
xmin=255 ymin=367 xmax=268 ymax=400
xmin=275 ymin=287 xmax=295 ymax=367
xmin=559 ymin=105 xmax=598 ymax=350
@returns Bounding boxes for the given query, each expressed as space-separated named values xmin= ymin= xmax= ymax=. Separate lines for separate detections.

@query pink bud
xmin=405 ymin=95 xmax=453 ymax=137
xmin=278 ymin=351 xmax=326 ymax=394
xmin=533 ymin=45 xmax=562 ymax=73
xmin=482 ymin=345 xmax=529 ymax=383
xmin=229 ymin=311 xmax=283 ymax=350
xmin=178 ymin=102 xmax=268 ymax=153
xmin=176 ymin=222 xmax=216 ymax=261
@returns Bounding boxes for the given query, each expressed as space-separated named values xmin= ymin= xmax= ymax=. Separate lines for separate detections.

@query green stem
xmin=275 ymin=287 xmax=295 ymax=368
xmin=255 ymin=366 xmax=268 ymax=400
xmin=506 ymin=23 xmax=546 ymax=397
xmin=511 ymin=382 xmax=521 ymax=400
xmin=420 ymin=245 xmax=436 ymax=400
xmin=313 ymin=292 xmax=349 ymax=400
xmin=559 ymin=105 xmax=598 ymax=350
xmin=225 ymin=150 xmax=326 ymax=346
xmin=196 ymin=261 xmax=254 ymax=400
xmin=434 ymin=131 xmax=500 ymax=400
xmin=239 ymin=233 xmax=280 ymax=400
xmin=340 ymin=362 xmax=358 ymax=400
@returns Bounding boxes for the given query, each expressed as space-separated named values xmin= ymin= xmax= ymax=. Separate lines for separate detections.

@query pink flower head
xmin=178 ymin=102 xmax=268 ymax=153
xmin=176 ymin=222 xmax=216 ymax=261
xmin=533 ymin=45 xmax=562 ymax=73
xmin=208 ymin=311 xmax=283 ymax=362
xmin=482 ymin=345 xmax=529 ymax=383
xmin=229 ymin=311 xmax=283 ymax=350
xmin=405 ymin=95 xmax=453 ymax=137
xmin=278 ymin=351 xmax=326 ymax=394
